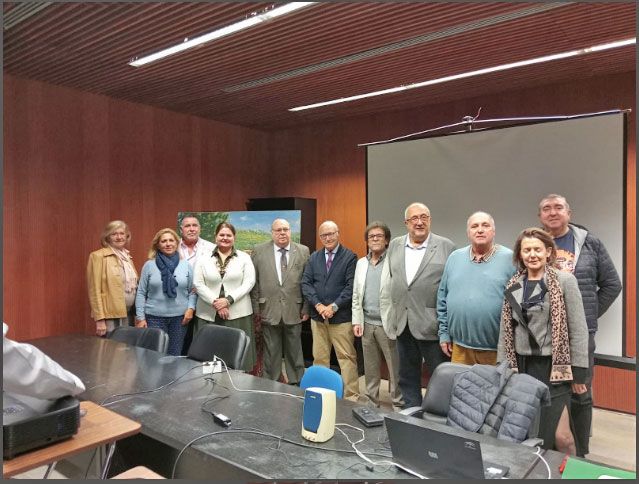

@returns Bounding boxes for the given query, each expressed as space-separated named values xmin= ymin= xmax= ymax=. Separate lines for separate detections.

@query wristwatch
xmin=226 ymin=295 xmax=235 ymax=305
xmin=331 ymin=303 xmax=338 ymax=312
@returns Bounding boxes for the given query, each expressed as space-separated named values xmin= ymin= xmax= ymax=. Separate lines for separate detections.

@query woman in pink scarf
xmin=87 ymin=220 xmax=138 ymax=336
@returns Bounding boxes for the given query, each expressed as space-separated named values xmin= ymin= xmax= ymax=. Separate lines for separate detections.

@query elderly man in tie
xmin=302 ymin=220 xmax=359 ymax=401
xmin=251 ymin=219 xmax=310 ymax=385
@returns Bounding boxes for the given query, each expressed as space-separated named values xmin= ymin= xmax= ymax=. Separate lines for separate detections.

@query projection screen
xmin=367 ymin=113 xmax=625 ymax=356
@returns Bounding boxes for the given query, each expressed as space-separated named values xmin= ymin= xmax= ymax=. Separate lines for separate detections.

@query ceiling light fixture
xmin=129 ymin=2 xmax=316 ymax=67
xmin=289 ymin=37 xmax=636 ymax=112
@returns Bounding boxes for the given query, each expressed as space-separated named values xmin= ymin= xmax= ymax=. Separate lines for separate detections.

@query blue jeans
xmin=396 ymin=326 xmax=449 ymax=408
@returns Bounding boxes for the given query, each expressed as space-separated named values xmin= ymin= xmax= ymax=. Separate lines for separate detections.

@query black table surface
xmin=29 ymin=334 xmax=558 ymax=479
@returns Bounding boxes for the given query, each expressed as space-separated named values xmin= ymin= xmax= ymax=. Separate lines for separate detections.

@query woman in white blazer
xmin=193 ymin=222 xmax=256 ymax=371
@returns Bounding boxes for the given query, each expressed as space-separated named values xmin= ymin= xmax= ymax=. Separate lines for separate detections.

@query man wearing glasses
xmin=352 ymin=222 xmax=404 ymax=411
xmin=251 ymin=219 xmax=310 ymax=385
xmin=302 ymin=221 xmax=359 ymax=401
xmin=380 ymin=203 xmax=455 ymax=408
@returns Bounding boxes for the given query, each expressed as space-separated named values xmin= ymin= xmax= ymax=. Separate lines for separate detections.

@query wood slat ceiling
xmin=3 ymin=1 xmax=636 ymax=131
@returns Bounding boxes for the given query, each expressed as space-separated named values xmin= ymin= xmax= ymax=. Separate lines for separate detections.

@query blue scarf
xmin=155 ymin=252 xmax=180 ymax=298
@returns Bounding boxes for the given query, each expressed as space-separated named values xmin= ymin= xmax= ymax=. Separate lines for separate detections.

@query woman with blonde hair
xmin=498 ymin=227 xmax=588 ymax=454
xmin=135 ymin=228 xmax=196 ymax=355
xmin=87 ymin=220 xmax=138 ymax=336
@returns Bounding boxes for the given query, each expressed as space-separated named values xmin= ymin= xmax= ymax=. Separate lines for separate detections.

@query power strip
xmin=203 ymin=360 xmax=223 ymax=374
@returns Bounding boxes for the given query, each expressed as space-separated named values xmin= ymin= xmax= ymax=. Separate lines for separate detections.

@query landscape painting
xmin=177 ymin=210 xmax=302 ymax=253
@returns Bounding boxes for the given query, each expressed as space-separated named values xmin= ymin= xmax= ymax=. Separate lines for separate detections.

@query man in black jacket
xmin=538 ymin=193 xmax=622 ymax=457
xmin=302 ymin=220 xmax=359 ymax=401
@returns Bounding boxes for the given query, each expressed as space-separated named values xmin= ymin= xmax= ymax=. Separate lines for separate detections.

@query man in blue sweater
xmin=437 ymin=212 xmax=516 ymax=365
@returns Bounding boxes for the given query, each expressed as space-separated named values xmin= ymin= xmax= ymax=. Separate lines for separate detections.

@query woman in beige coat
xmin=87 ymin=220 xmax=138 ymax=336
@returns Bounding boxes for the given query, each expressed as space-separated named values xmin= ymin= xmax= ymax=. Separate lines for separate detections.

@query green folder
xmin=562 ymin=457 xmax=636 ymax=479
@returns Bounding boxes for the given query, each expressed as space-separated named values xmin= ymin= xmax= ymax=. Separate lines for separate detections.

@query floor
xmin=10 ymin=376 xmax=636 ymax=479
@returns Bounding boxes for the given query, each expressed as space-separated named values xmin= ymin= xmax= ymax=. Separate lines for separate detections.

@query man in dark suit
xmin=380 ymin=203 xmax=456 ymax=408
xmin=251 ymin=218 xmax=310 ymax=385
xmin=302 ymin=220 xmax=359 ymax=401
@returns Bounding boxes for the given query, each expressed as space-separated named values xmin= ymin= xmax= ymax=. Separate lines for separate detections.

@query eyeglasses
xmin=319 ymin=231 xmax=338 ymax=240
xmin=406 ymin=214 xmax=430 ymax=224
xmin=272 ymin=227 xmax=290 ymax=233
xmin=367 ymin=233 xmax=385 ymax=240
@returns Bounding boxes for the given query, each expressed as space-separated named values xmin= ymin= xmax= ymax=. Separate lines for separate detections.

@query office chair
xmin=187 ymin=325 xmax=250 ymax=370
xmin=400 ymin=362 xmax=470 ymax=424
xmin=299 ymin=365 xmax=344 ymax=399
xmin=108 ymin=326 xmax=169 ymax=354
xmin=401 ymin=362 xmax=543 ymax=446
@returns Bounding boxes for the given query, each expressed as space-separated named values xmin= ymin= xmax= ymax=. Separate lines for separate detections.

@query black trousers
xmin=396 ymin=326 xmax=449 ymax=408
xmin=571 ymin=333 xmax=596 ymax=456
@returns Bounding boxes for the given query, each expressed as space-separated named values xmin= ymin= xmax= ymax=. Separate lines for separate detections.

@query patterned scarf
xmin=110 ymin=247 xmax=138 ymax=294
xmin=212 ymin=248 xmax=237 ymax=299
xmin=213 ymin=248 xmax=237 ymax=277
xmin=500 ymin=266 xmax=573 ymax=382
xmin=155 ymin=252 xmax=180 ymax=298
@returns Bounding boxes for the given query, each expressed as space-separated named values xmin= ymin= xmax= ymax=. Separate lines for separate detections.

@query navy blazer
xmin=301 ymin=245 xmax=357 ymax=324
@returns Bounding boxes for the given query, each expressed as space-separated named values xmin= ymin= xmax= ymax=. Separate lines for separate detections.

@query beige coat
xmin=87 ymin=247 xmax=137 ymax=320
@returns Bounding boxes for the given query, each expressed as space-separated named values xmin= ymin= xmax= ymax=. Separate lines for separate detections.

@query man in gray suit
xmin=380 ymin=203 xmax=456 ymax=408
xmin=251 ymin=219 xmax=310 ymax=385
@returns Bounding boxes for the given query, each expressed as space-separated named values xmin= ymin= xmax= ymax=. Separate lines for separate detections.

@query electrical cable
xmin=534 ymin=446 xmax=552 ymax=479
xmin=334 ymin=422 xmax=428 ymax=479
xmin=83 ymin=449 xmax=98 ymax=479
xmin=215 ymin=356 xmax=304 ymax=401
xmin=199 ymin=378 xmax=231 ymax=413
xmin=100 ymin=363 xmax=207 ymax=406
xmin=170 ymin=427 xmax=396 ymax=479
xmin=335 ymin=461 xmax=373 ymax=479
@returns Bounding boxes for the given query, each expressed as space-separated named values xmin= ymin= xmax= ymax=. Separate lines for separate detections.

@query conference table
xmin=29 ymin=334 xmax=561 ymax=479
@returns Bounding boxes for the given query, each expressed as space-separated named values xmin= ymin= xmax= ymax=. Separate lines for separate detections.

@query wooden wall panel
xmin=3 ymin=70 xmax=634 ymax=413
xmin=592 ymin=366 xmax=636 ymax=414
xmin=268 ymin=70 xmax=636 ymax=413
xmin=3 ymin=74 xmax=270 ymax=341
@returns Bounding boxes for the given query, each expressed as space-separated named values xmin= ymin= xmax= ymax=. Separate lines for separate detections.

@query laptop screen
xmin=384 ymin=415 xmax=509 ymax=479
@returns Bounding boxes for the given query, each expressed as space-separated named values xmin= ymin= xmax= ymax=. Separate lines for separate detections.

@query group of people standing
xmin=86 ymin=193 xmax=621 ymax=458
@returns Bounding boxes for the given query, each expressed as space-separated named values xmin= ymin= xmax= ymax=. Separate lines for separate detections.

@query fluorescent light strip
xmin=289 ymin=37 xmax=636 ymax=112
xmin=129 ymin=2 xmax=316 ymax=67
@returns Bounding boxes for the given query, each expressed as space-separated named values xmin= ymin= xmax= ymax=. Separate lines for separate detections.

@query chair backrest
xmin=299 ymin=365 xmax=344 ymax=399
xmin=421 ymin=362 xmax=470 ymax=417
xmin=108 ymin=326 xmax=169 ymax=354
xmin=137 ymin=328 xmax=169 ymax=353
xmin=187 ymin=325 xmax=250 ymax=370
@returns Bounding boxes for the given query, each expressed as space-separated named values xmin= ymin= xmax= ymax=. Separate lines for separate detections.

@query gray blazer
xmin=497 ymin=270 xmax=589 ymax=371
xmin=380 ymin=233 xmax=455 ymax=340
xmin=250 ymin=241 xmax=310 ymax=325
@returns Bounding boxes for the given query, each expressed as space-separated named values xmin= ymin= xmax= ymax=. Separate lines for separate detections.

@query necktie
xmin=326 ymin=251 xmax=334 ymax=272
xmin=279 ymin=248 xmax=288 ymax=278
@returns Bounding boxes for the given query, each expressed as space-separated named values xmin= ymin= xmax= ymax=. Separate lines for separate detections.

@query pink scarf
xmin=110 ymin=247 xmax=138 ymax=294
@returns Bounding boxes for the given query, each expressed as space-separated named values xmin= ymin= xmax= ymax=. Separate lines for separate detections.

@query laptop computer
xmin=385 ymin=415 xmax=510 ymax=479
